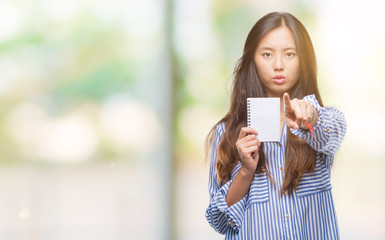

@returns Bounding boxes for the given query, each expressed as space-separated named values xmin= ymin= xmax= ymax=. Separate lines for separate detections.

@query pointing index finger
xmin=283 ymin=92 xmax=292 ymax=110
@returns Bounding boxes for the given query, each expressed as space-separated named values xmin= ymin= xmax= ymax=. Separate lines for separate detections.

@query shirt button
xmin=230 ymin=221 xmax=234 ymax=226
xmin=280 ymin=167 xmax=283 ymax=171
xmin=285 ymin=214 xmax=289 ymax=219
xmin=283 ymin=191 xmax=287 ymax=195
xmin=326 ymin=128 xmax=330 ymax=132
xmin=278 ymin=143 xmax=281 ymax=147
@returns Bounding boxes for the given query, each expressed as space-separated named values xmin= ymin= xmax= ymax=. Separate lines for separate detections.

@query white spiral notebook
xmin=247 ymin=98 xmax=280 ymax=142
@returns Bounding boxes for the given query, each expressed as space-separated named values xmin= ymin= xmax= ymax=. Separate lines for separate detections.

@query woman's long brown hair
xmin=205 ymin=12 xmax=324 ymax=195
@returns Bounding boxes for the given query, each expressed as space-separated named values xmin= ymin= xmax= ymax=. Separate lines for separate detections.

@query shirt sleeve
xmin=205 ymin=123 xmax=248 ymax=234
xmin=290 ymin=94 xmax=347 ymax=156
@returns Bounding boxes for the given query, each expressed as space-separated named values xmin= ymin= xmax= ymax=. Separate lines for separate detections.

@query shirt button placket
xmin=284 ymin=214 xmax=291 ymax=240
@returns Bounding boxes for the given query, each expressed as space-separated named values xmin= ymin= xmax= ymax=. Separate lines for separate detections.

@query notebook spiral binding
xmin=247 ymin=98 xmax=251 ymax=127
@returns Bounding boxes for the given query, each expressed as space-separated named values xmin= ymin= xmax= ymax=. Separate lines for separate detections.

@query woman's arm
xmin=225 ymin=167 xmax=254 ymax=207
xmin=226 ymin=127 xmax=260 ymax=206
xmin=205 ymin=124 xmax=259 ymax=234
xmin=284 ymin=93 xmax=347 ymax=155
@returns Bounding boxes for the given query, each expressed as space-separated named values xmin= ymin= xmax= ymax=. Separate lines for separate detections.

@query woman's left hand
xmin=283 ymin=92 xmax=318 ymax=130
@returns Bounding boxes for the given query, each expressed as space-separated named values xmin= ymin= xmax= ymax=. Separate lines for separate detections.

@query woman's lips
xmin=273 ymin=75 xmax=286 ymax=84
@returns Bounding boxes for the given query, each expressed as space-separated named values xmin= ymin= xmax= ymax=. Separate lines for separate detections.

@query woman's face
xmin=254 ymin=26 xmax=300 ymax=98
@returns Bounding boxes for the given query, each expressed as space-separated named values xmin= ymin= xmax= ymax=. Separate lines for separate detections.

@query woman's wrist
xmin=309 ymin=106 xmax=318 ymax=127
xmin=301 ymin=106 xmax=318 ymax=129
xmin=239 ymin=166 xmax=256 ymax=179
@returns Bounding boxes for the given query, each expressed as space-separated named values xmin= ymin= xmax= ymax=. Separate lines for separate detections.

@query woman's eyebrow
xmin=258 ymin=47 xmax=273 ymax=51
xmin=283 ymin=47 xmax=297 ymax=51
xmin=258 ymin=46 xmax=296 ymax=51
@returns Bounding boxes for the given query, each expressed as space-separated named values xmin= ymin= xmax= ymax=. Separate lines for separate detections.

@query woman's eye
xmin=286 ymin=52 xmax=296 ymax=57
xmin=263 ymin=53 xmax=272 ymax=57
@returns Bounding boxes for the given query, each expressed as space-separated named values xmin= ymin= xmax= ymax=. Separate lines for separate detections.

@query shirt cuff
xmin=214 ymin=180 xmax=247 ymax=232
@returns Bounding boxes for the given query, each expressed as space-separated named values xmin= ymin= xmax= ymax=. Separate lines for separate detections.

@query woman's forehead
xmin=257 ymin=26 xmax=296 ymax=50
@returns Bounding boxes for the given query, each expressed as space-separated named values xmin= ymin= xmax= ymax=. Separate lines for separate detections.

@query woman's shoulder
xmin=214 ymin=121 xmax=226 ymax=136
xmin=217 ymin=121 xmax=226 ymax=131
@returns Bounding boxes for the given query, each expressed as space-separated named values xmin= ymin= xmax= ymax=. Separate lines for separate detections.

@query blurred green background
xmin=0 ymin=0 xmax=384 ymax=239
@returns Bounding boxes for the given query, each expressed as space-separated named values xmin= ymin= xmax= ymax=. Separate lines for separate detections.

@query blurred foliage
xmin=0 ymin=3 xmax=143 ymax=164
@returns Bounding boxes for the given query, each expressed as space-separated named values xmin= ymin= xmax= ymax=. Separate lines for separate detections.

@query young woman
xmin=205 ymin=12 xmax=347 ymax=239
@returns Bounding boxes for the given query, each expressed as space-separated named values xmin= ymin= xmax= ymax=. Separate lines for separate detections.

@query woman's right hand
xmin=235 ymin=127 xmax=261 ymax=175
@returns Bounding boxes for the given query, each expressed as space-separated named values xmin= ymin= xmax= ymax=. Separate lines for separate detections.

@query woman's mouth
xmin=273 ymin=75 xmax=286 ymax=84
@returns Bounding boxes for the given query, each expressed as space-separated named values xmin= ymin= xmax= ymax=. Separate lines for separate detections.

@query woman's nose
xmin=274 ymin=56 xmax=284 ymax=71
